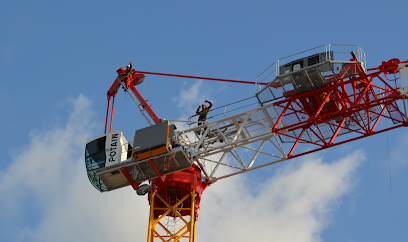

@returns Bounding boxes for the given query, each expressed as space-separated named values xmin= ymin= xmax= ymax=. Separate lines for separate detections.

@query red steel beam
xmin=319 ymin=119 xmax=366 ymax=135
xmin=370 ymin=106 xmax=387 ymax=132
xmin=278 ymin=130 xmax=325 ymax=147
xmin=120 ymin=167 xmax=141 ymax=190
xmin=105 ymin=97 xmax=110 ymax=134
xmin=328 ymin=118 xmax=347 ymax=145
xmin=288 ymin=124 xmax=405 ymax=159
xmin=287 ymin=128 xmax=308 ymax=157
xmin=270 ymin=58 xmax=408 ymax=159
xmin=109 ymin=94 xmax=115 ymax=133
xmin=136 ymin=71 xmax=269 ymax=86
xmin=307 ymin=126 xmax=327 ymax=144
xmin=149 ymin=159 xmax=165 ymax=183
xmin=128 ymin=84 xmax=161 ymax=124
xmin=273 ymin=93 xmax=400 ymax=133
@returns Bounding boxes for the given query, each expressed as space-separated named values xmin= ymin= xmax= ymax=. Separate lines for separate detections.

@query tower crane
xmin=84 ymin=44 xmax=408 ymax=242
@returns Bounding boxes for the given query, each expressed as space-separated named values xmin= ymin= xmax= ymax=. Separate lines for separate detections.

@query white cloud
xmin=1 ymin=95 xmax=93 ymax=211
xmin=170 ymin=79 xmax=215 ymax=134
xmin=171 ymin=80 xmax=213 ymax=119
xmin=197 ymin=152 xmax=363 ymax=242
xmin=0 ymin=93 xmax=363 ymax=242
xmin=0 ymin=94 xmax=149 ymax=242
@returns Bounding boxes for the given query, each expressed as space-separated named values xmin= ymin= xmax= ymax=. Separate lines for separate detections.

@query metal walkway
xmin=174 ymin=102 xmax=288 ymax=181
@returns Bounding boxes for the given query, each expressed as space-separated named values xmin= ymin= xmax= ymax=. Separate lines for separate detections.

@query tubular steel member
xmin=147 ymin=164 xmax=207 ymax=242
xmin=171 ymin=49 xmax=408 ymax=181
xmin=267 ymin=55 xmax=408 ymax=159
xmin=86 ymin=46 xmax=408 ymax=242
xmin=103 ymin=65 xmax=208 ymax=242
xmin=135 ymin=71 xmax=270 ymax=86
xmin=105 ymin=66 xmax=161 ymax=132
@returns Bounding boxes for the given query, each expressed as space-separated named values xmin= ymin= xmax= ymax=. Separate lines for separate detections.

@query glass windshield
xmin=85 ymin=137 xmax=106 ymax=171
xmin=87 ymin=171 xmax=107 ymax=192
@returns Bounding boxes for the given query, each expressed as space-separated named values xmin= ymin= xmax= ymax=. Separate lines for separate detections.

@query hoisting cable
xmin=120 ymin=81 xmax=152 ymax=126
xmin=385 ymin=118 xmax=393 ymax=198
xmin=144 ymin=79 xmax=148 ymax=100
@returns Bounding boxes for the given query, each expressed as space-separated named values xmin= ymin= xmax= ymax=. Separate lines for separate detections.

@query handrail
xmin=255 ymin=44 xmax=369 ymax=106
xmin=255 ymin=62 xmax=276 ymax=94
xmin=329 ymin=44 xmax=361 ymax=61
xmin=187 ymin=96 xmax=259 ymax=127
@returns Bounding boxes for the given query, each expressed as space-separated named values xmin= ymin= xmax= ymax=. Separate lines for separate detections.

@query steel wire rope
xmin=120 ymin=81 xmax=151 ymax=127
xmin=122 ymin=86 xmax=147 ymax=127
xmin=210 ymin=96 xmax=256 ymax=112
xmin=208 ymin=102 xmax=259 ymax=120
xmin=144 ymin=79 xmax=148 ymax=101
xmin=385 ymin=118 xmax=393 ymax=198
xmin=259 ymin=70 xmax=275 ymax=83
xmin=257 ymin=62 xmax=276 ymax=79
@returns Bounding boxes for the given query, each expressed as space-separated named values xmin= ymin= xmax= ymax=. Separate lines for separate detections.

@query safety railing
xmin=276 ymin=45 xmax=328 ymax=76
xmin=255 ymin=62 xmax=277 ymax=94
xmin=173 ymin=101 xmax=286 ymax=180
xmin=328 ymin=44 xmax=365 ymax=67
xmin=186 ymin=96 xmax=260 ymax=128
xmin=255 ymin=44 xmax=368 ymax=106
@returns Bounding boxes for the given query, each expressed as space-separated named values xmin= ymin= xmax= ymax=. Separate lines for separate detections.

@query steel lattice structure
xmin=86 ymin=44 xmax=408 ymax=242
xmin=264 ymin=54 xmax=408 ymax=159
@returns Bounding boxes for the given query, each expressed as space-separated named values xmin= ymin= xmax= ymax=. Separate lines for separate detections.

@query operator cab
xmin=85 ymin=130 xmax=132 ymax=192
xmin=85 ymin=121 xmax=193 ymax=192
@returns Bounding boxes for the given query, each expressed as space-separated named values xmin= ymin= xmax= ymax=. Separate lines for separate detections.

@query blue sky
xmin=1 ymin=1 xmax=408 ymax=241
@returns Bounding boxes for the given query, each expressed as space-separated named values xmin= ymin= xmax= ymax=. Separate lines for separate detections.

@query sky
xmin=1 ymin=1 xmax=408 ymax=242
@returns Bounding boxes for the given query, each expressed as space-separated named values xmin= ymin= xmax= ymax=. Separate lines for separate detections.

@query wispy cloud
xmin=171 ymin=80 xmax=214 ymax=119
xmin=0 ymin=94 xmax=148 ymax=242
xmin=0 ymin=93 xmax=363 ymax=242
xmin=197 ymin=152 xmax=363 ymax=242
xmin=170 ymin=80 xmax=363 ymax=242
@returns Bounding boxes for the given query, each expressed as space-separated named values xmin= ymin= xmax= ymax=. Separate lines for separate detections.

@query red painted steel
xmin=270 ymin=55 xmax=408 ymax=159
xmin=148 ymin=164 xmax=208 ymax=219
xmin=105 ymin=67 xmax=161 ymax=132
xmin=109 ymin=94 xmax=115 ymax=133
xmin=128 ymin=84 xmax=161 ymax=124
xmin=120 ymin=167 xmax=141 ymax=190
xmin=104 ymin=65 xmax=211 ymax=223
xmin=104 ymin=98 xmax=110 ymax=134
xmin=102 ymin=57 xmax=407 ymax=226
xmin=136 ymin=71 xmax=269 ymax=86
xmin=148 ymin=159 xmax=165 ymax=183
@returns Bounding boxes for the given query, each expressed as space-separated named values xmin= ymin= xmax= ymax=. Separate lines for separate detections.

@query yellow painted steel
xmin=189 ymin=190 xmax=196 ymax=241
xmin=147 ymin=189 xmax=197 ymax=242
xmin=133 ymin=146 xmax=169 ymax=162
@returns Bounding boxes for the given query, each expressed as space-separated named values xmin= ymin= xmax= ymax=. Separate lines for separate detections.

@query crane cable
xmin=120 ymin=81 xmax=152 ymax=127
xmin=385 ymin=118 xmax=393 ymax=198
xmin=144 ymin=79 xmax=148 ymax=100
